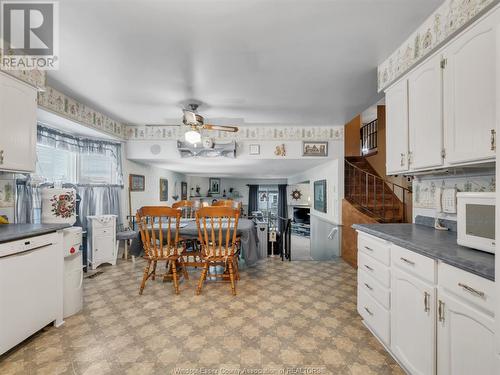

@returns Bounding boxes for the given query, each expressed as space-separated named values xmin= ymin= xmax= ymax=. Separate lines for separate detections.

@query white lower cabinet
xmin=356 ymin=231 xmax=496 ymax=375
xmin=437 ymin=288 xmax=496 ymax=375
xmin=87 ymin=215 xmax=117 ymax=270
xmin=391 ymin=267 xmax=436 ymax=375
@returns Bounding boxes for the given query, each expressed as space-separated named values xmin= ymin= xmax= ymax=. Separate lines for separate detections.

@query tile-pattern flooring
xmin=0 ymin=258 xmax=403 ymax=375
xmin=290 ymin=235 xmax=312 ymax=260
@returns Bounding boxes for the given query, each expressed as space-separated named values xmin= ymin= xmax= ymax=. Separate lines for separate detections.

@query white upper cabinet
xmin=385 ymin=79 xmax=409 ymax=174
xmin=0 ymin=73 xmax=37 ymax=173
xmin=437 ymin=289 xmax=496 ymax=375
xmin=408 ymin=54 xmax=444 ymax=170
xmin=443 ymin=8 xmax=500 ymax=164
xmin=385 ymin=6 xmax=500 ymax=173
xmin=391 ymin=267 xmax=436 ymax=375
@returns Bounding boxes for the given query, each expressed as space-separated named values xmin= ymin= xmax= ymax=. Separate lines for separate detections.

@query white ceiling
xmin=145 ymin=158 xmax=331 ymax=178
xmin=48 ymin=0 xmax=441 ymax=127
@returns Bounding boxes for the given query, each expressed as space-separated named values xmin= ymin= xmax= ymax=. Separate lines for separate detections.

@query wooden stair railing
xmin=345 ymin=157 xmax=412 ymax=223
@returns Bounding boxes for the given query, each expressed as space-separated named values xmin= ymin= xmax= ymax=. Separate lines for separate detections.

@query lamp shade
xmin=185 ymin=130 xmax=201 ymax=144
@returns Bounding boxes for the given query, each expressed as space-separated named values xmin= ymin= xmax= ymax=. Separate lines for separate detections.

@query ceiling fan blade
xmin=204 ymin=124 xmax=239 ymax=132
xmin=145 ymin=124 xmax=181 ymax=127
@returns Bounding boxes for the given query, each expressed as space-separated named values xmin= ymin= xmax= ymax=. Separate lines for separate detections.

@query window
xmin=79 ymin=153 xmax=117 ymax=184
xmin=258 ymin=186 xmax=279 ymax=219
xmin=35 ymin=145 xmax=117 ymax=185
xmin=35 ymin=144 xmax=77 ymax=183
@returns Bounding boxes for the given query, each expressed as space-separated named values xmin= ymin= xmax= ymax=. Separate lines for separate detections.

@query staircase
xmin=345 ymin=156 xmax=411 ymax=223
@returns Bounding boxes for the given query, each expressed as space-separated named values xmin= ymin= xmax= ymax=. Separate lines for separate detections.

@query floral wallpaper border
xmin=413 ymin=173 xmax=495 ymax=209
xmin=378 ymin=0 xmax=499 ymax=92
xmin=0 ymin=45 xmax=47 ymax=88
xmin=125 ymin=125 xmax=343 ymax=141
xmin=37 ymin=86 xmax=127 ymax=139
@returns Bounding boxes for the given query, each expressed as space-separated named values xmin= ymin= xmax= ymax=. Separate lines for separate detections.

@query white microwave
xmin=457 ymin=192 xmax=495 ymax=253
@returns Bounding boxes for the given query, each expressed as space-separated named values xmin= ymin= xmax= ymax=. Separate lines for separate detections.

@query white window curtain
xmin=16 ymin=125 xmax=123 ymax=229
xmin=37 ymin=125 xmax=123 ymax=185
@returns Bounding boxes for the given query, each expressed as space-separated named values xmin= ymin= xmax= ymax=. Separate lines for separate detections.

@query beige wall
xmin=344 ymin=115 xmax=361 ymax=157
xmin=121 ymin=156 xmax=187 ymax=226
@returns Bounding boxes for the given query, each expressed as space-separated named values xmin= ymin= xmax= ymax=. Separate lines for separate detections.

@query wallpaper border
xmin=377 ymin=0 xmax=499 ymax=92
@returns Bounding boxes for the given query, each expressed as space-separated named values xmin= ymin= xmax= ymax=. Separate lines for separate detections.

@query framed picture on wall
xmin=314 ymin=179 xmax=327 ymax=213
xmin=159 ymin=178 xmax=168 ymax=201
xmin=209 ymin=178 xmax=220 ymax=194
xmin=181 ymin=182 xmax=188 ymax=200
xmin=303 ymin=141 xmax=328 ymax=157
xmin=129 ymin=174 xmax=145 ymax=192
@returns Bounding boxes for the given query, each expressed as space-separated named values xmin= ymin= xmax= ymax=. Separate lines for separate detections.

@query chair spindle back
xmin=172 ymin=200 xmax=195 ymax=218
xmin=195 ymin=207 xmax=240 ymax=258
xmin=136 ymin=206 xmax=181 ymax=258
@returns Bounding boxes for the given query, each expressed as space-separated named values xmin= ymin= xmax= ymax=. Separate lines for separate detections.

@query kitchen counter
xmin=0 ymin=224 xmax=71 ymax=244
xmin=352 ymin=223 xmax=494 ymax=281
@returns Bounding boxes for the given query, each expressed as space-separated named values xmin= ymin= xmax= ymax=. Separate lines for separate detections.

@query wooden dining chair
xmin=172 ymin=200 xmax=204 ymax=266
xmin=195 ymin=206 xmax=240 ymax=295
xmin=212 ymin=199 xmax=234 ymax=207
xmin=172 ymin=200 xmax=195 ymax=218
xmin=136 ymin=206 xmax=188 ymax=295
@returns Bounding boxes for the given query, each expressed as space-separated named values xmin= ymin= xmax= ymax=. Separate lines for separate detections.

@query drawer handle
xmin=364 ymin=246 xmax=374 ymax=252
xmin=364 ymin=307 xmax=373 ymax=316
xmin=364 ymin=265 xmax=374 ymax=271
xmin=364 ymin=283 xmax=373 ymax=291
xmin=400 ymin=257 xmax=415 ymax=266
xmin=438 ymin=300 xmax=445 ymax=322
xmin=458 ymin=283 xmax=485 ymax=298
xmin=424 ymin=291 xmax=430 ymax=313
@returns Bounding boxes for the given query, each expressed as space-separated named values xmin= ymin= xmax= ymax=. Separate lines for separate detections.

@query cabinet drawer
xmin=0 ymin=232 xmax=58 ymax=258
xmin=358 ymin=288 xmax=390 ymax=346
xmin=438 ymin=262 xmax=495 ymax=315
xmin=358 ymin=251 xmax=390 ymax=288
xmin=358 ymin=269 xmax=390 ymax=309
xmin=358 ymin=232 xmax=391 ymax=266
xmin=392 ymin=245 xmax=436 ymax=284
xmin=91 ymin=218 xmax=115 ymax=230
xmin=93 ymin=227 xmax=114 ymax=237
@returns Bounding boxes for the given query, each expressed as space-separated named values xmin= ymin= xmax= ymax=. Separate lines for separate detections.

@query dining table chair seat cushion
xmin=144 ymin=245 xmax=185 ymax=258
xmin=201 ymin=245 xmax=239 ymax=258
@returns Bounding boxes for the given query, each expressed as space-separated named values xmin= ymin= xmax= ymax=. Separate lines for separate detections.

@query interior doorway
xmin=289 ymin=180 xmax=312 ymax=260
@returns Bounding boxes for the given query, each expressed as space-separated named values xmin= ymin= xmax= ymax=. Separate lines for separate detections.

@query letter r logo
xmin=2 ymin=2 xmax=54 ymax=55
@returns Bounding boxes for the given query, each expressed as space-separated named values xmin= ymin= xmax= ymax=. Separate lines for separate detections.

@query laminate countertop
xmin=0 ymin=224 xmax=70 ymax=244
xmin=352 ymin=223 xmax=495 ymax=281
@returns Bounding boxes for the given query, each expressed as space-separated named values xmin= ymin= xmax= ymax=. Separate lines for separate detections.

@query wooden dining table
xmin=129 ymin=218 xmax=261 ymax=266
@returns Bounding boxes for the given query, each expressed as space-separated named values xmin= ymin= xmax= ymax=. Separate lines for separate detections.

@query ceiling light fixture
xmin=185 ymin=129 xmax=201 ymax=144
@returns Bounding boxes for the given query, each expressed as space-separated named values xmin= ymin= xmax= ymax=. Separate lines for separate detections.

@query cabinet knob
xmin=0 ymin=150 xmax=3 ymax=165
xmin=490 ymin=129 xmax=496 ymax=151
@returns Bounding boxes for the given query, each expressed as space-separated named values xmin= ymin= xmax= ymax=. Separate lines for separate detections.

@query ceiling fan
xmin=182 ymin=103 xmax=239 ymax=144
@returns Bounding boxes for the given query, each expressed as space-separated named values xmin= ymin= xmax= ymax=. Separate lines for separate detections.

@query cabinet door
xmin=391 ymin=268 xmax=436 ymax=375
xmin=408 ymin=54 xmax=443 ymax=170
xmin=437 ymin=289 xmax=496 ymax=375
xmin=385 ymin=79 xmax=409 ymax=174
xmin=93 ymin=235 xmax=114 ymax=263
xmin=0 ymin=73 xmax=37 ymax=172
xmin=443 ymin=9 xmax=500 ymax=164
